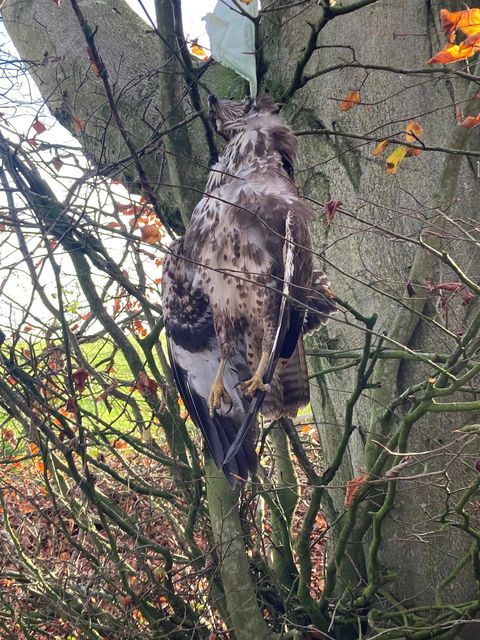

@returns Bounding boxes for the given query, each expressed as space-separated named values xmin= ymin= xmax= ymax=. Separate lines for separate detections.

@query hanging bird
xmin=162 ymin=94 xmax=335 ymax=486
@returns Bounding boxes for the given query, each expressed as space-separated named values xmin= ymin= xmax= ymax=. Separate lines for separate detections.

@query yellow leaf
xmin=386 ymin=146 xmax=407 ymax=174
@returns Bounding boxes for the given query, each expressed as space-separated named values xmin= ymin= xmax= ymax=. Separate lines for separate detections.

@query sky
xmin=0 ymin=0 xmax=218 ymax=331
xmin=126 ymin=0 xmax=216 ymax=45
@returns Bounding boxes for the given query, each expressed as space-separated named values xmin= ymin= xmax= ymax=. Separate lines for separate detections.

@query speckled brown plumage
xmin=162 ymin=94 xmax=335 ymax=484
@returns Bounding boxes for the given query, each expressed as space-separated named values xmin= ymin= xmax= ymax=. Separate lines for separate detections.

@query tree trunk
xmin=262 ymin=0 xmax=479 ymax=634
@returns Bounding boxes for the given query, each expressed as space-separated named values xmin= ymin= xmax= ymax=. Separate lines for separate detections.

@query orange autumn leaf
xmin=440 ymin=8 xmax=480 ymax=42
xmin=372 ymin=139 xmax=391 ymax=157
xmin=29 ymin=443 xmax=40 ymax=456
xmin=427 ymin=36 xmax=480 ymax=64
xmin=141 ymin=224 xmax=161 ymax=245
xmin=344 ymin=472 xmax=368 ymax=507
xmin=457 ymin=109 xmax=480 ymax=129
xmin=339 ymin=90 xmax=360 ymax=112
xmin=73 ymin=115 xmax=85 ymax=132
xmin=133 ymin=318 xmax=148 ymax=337
xmin=386 ymin=145 xmax=408 ymax=174
xmin=405 ymin=119 xmax=423 ymax=143
xmin=114 ymin=439 xmax=128 ymax=449
xmin=191 ymin=44 xmax=208 ymax=59
xmin=190 ymin=38 xmax=209 ymax=60
xmin=459 ymin=32 xmax=480 ymax=51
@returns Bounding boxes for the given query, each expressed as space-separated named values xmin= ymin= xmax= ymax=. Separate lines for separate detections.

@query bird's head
xmin=208 ymin=93 xmax=279 ymax=141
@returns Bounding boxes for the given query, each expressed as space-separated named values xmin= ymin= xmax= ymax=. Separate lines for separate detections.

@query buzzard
xmin=162 ymin=94 xmax=335 ymax=486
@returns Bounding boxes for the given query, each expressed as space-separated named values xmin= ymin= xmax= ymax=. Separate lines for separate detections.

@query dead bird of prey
xmin=162 ymin=94 xmax=336 ymax=486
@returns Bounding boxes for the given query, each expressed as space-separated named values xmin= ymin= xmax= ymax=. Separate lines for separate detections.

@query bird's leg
xmin=209 ymin=358 xmax=232 ymax=416
xmin=240 ymin=350 xmax=271 ymax=398
xmin=209 ymin=316 xmax=234 ymax=416
xmin=241 ymin=283 xmax=279 ymax=399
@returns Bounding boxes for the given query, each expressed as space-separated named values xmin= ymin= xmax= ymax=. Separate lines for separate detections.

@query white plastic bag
xmin=203 ymin=0 xmax=259 ymax=97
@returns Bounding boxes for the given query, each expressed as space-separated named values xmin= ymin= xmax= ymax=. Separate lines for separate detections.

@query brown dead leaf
xmin=32 ymin=118 xmax=46 ymax=135
xmin=136 ymin=371 xmax=158 ymax=398
xmin=51 ymin=156 xmax=63 ymax=172
xmin=324 ymin=199 xmax=342 ymax=226
xmin=344 ymin=473 xmax=368 ymax=507
xmin=72 ymin=368 xmax=89 ymax=393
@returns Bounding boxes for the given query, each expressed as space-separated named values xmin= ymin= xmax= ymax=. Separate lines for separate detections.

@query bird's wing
xmin=162 ymin=239 xmax=257 ymax=487
xmin=223 ymin=210 xmax=298 ymax=466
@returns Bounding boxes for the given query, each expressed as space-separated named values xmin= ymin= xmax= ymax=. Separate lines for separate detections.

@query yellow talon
xmin=209 ymin=379 xmax=232 ymax=415
xmin=241 ymin=351 xmax=271 ymax=399
xmin=209 ymin=359 xmax=231 ymax=416
xmin=240 ymin=374 xmax=271 ymax=399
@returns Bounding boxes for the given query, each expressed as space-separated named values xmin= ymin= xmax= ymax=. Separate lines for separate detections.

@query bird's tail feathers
xmin=280 ymin=338 xmax=310 ymax=416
